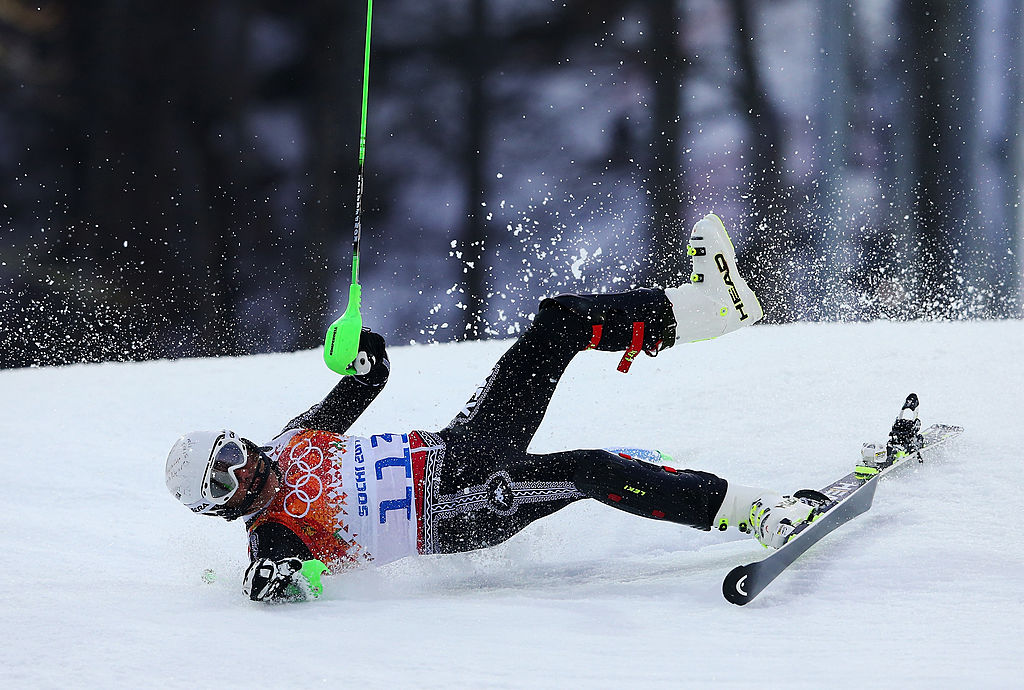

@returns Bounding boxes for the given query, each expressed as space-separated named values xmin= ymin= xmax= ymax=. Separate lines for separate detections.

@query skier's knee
xmin=529 ymin=294 xmax=595 ymax=349
xmin=537 ymin=290 xmax=676 ymax=353
xmin=535 ymin=292 xmax=627 ymax=351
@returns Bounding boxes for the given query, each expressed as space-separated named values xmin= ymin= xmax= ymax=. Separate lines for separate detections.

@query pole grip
xmin=323 ymin=283 xmax=363 ymax=375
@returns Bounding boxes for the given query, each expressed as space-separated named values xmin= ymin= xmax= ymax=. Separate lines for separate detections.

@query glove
xmin=354 ymin=328 xmax=387 ymax=376
xmin=243 ymin=558 xmax=329 ymax=602
xmin=243 ymin=557 xmax=302 ymax=602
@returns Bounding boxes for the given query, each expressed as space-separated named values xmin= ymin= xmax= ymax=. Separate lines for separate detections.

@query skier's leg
xmin=582 ymin=449 xmax=824 ymax=547
xmin=443 ymin=288 xmax=681 ymax=446
xmin=440 ymin=305 xmax=581 ymax=448
xmin=426 ymin=446 xmax=732 ymax=554
xmin=570 ymin=449 xmax=728 ymax=530
xmin=538 ymin=287 xmax=679 ymax=356
xmin=443 ymin=214 xmax=764 ymax=447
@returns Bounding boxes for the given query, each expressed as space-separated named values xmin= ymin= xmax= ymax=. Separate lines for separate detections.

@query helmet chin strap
xmin=215 ymin=444 xmax=282 ymax=522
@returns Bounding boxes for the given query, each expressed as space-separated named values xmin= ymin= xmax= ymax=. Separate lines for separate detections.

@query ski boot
xmin=664 ymin=213 xmax=764 ymax=342
xmin=711 ymin=482 xmax=764 ymax=534
xmin=536 ymin=215 xmax=761 ymax=372
xmin=748 ymin=490 xmax=830 ymax=549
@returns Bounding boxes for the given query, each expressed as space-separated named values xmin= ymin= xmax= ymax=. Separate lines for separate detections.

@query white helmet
xmin=165 ymin=430 xmax=275 ymax=520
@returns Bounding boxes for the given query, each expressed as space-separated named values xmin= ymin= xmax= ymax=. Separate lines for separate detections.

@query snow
xmin=2 ymin=320 xmax=1021 ymax=687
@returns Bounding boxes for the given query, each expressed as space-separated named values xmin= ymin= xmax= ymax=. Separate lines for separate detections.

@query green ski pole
xmin=324 ymin=0 xmax=373 ymax=375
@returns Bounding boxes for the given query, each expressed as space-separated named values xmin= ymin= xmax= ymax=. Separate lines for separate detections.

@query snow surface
xmin=3 ymin=320 xmax=1022 ymax=688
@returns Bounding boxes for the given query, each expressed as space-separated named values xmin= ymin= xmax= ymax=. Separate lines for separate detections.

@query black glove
xmin=243 ymin=557 xmax=302 ymax=602
xmin=353 ymin=328 xmax=387 ymax=376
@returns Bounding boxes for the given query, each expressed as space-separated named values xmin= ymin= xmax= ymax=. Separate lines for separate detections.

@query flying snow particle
xmin=570 ymin=248 xmax=590 ymax=279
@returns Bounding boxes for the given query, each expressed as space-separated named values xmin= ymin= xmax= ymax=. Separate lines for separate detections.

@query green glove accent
xmin=324 ymin=283 xmax=362 ymax=376
xmin=280 ymin=559 xmax=328 ymax=601
xmin=299 ymin=559 xmax=328 ymax=598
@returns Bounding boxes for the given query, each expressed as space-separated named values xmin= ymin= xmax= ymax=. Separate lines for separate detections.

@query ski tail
xmin=723 ymin=480 xmax=877 ymax=605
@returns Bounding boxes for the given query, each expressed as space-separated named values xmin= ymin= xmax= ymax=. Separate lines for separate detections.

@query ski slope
xmin=2 ymin=320 xmax=1021 ymax=688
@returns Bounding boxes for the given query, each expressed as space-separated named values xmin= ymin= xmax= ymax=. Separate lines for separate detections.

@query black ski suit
xmin=248 ymin=289 xmax=728 ymax=563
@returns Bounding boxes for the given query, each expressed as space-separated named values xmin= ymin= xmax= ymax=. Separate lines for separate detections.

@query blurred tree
xmin=645 ymin=0 xmax=687 ymax=288
xmin=300 ymin=0 xmax=362 ymax=349
xmin=817 ymin=0 xmax=853 ymax=315
xmin=97 ymin=2 xmax=245 ymax=355
xmin=899 ymin=0 xmax=976 ymax=315
xmin=1014 ymin=2 xmax=1024 ymax=317
xmin=461 ymin=0 xmax=489 ymax=339
xmin=727 ymin=0 xmax=795 ymax=323
xmin=995 ymin=0 xmax=1023 ymax=317
xmin=0 ymin=0 xmax=356 ymax=366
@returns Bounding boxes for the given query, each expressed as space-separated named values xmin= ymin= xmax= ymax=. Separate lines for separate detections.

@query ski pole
xmin=324 ymin=0 xmax=373 ymax=375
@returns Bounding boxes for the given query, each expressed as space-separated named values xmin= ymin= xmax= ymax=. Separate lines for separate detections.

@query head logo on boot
xmin=714 ymin=254 xmax=749 ymax=321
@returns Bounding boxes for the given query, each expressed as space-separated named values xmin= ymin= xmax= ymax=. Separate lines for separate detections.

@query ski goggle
xmin=201 ymin=435 xmax=253 ymax=505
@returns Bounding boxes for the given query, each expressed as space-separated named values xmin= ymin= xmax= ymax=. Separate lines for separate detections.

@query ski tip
xmin=723 ymin=565 xmax=756 ymax=606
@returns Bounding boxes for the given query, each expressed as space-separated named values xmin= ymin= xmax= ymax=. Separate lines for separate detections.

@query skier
xmin=165 ymin=214 xmax=822 ymax=602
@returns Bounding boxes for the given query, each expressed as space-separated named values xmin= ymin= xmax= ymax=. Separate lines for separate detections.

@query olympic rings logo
xmin=283 ymin=438 xmax=325 ymax=519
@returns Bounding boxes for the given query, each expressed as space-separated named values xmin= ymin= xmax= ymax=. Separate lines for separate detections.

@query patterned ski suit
xmin=245 ymin=290 xmax=728 ymax=572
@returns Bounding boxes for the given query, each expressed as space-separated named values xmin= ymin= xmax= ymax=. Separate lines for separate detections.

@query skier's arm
xmin=282 ymin=329 xmax=389 ymax=435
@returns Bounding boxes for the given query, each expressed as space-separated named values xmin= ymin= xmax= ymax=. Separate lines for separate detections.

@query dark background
xmin=1 ymin=0 xmax=1021 ymax=368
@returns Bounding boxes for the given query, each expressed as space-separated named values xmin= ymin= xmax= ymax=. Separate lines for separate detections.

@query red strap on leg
xmin=617 ymin=322 xmax=645 ymax=373
xmin=585 ymin=324 xmax=603 ymax=350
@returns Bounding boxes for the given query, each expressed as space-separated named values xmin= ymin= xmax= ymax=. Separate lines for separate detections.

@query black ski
xmin=723 ymin=395 xmax=963 ymax=606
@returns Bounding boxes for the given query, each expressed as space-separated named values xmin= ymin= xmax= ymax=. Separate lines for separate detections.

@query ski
xmin=722 ymin=394 xmax=963 ymax=606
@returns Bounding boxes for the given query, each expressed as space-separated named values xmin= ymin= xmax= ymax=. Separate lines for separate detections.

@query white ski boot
xmin=664 ymin=214 xmax=764 ymax=342
xmin=748 ymin=491 xmax=827 ymax=549
xmin=710 ymin=482 xmax=765 ymax=534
